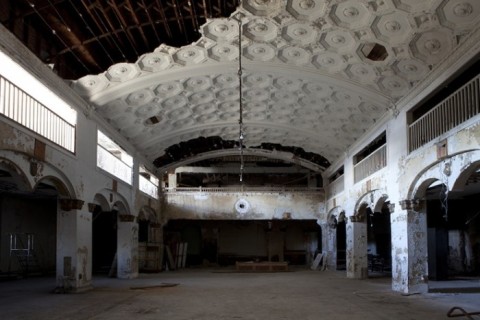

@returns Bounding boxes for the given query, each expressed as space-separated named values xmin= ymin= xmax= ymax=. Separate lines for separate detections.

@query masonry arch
xmin=449 ymin=160 xmax=480 ymax=279
xmin=0 ymin=152 xmax=80 ymax=277
xmin=352 ymin=190 xmax=392 ymax=278
xmin=137 ymin=206 xmax=162 ymax=272
xmin=0 ymin=156 xmax=31 ymax=192
xmin=408 ymin=150 xmax=480 ymax=290
xmin=326 ymin=206 xmax=346 ymax=270
xmin=91 ymin=189 xmax=131 ymax=275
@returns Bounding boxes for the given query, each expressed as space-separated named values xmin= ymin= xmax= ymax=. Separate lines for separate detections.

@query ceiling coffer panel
xmin=60 ymin=0 xmax=479 ymax=166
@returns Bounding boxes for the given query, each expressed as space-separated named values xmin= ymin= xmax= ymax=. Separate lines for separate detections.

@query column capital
xmin=87 ymin=203 xmax=100 ymax=213
xmin=399 ymin=199 xmax=423 ymax=211
xmin=59 ymin=198 xmax=84 ymax=211
xmin=349 ymin=215 xmax=365 ymax=223
xmin=387 ymin=202 xmax=395 ymax=213
xmin=118 ymin=214 xmax=136 ymax=222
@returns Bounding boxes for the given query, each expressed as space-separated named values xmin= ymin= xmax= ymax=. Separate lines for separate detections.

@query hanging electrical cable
xmin=84 ymin=0 xmax=128 ymax=61
xmin=69 ymin=0 xmax=116 ymax=65
xmin=236 ymin=12 xmax=245 ymax=183
xmin=24 ymin=0 xmax=91 ymax=74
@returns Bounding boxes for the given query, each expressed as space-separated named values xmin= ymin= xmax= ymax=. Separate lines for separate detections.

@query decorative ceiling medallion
xmin=244 ymin=18 xmax=279 ymax=41
xmin=286 ymin=0 xmax=328 ymax=20
xmin=184 ymin=76 xmax=212 ymax=92
xmin=203 ymin=19 xmax=239 ymax=41
xmin=244 ymin=43 xmax=276 ymax=61
xmin=437 ymin=0 xmax=480 ymax=30
xmin=214 ymin=74 xmax=239 ymax=88
xmin=330 ymin=1 xmax=371 ymax=29
xmin=74 ymin=74 xmax=109 ymax=95
xmin=273 ymin=77 xmax=303 ymax=90
xmin=410 ymin=29 xmax=453 ymax=64
xmin=106 ymin=63 xmax=139 ymax=82
xmin=245 ymin=74 xmax=272 ymax=88
xmin=137 ymin=52 xmax=171 ymax=72
xmin=243 ymin=0 xmax=283 ymax=16
xmin=282 ymin=22 xmax=318 ymax=45
xmin=372 ymin=12 xmax=413 ymax=45
xmin=279 ymin=46 xmax=311 ymax=65
xmin=173 ymin=47 xmax=207 ymax=65
xmin=209 ymin=44 xmax=239 ymax=62
xmin=154 ymin=82 xmax=183 ymax=98
xmin=312 ymin=52 xmax=347 ymax=72
xmin=126 ymin=89 xmax=154 ymax=106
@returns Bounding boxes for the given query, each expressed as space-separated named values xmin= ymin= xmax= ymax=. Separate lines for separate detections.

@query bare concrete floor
xmin=1 ymin=268 xmax=479 ymax=320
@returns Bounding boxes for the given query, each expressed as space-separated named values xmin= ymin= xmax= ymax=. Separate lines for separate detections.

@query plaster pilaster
xmin=346 ymin=217 xmax=368 ymax=279
xmin=117 ymin=218 xmax=139 ymax=279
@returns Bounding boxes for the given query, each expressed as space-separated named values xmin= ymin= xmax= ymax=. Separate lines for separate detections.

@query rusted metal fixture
xmin=447 ymin=307 xmax=480 ymax=319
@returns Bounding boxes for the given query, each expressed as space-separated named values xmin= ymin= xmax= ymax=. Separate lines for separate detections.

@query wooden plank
xmin=108 ymin=252 xmax=117 ymax=277
xmin=311 ymin=253 xmax=323 ymax=270
xmin=182 ymin=243 xmax=188 ymax=268
xmin=165 ymin=246 xmax=175 ymax=270
xmin=176 ymin=243 xmax=183 ymax=269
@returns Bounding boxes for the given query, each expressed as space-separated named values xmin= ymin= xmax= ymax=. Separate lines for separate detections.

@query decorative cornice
xmin=387 ymin=203 xmax=395 ymax=213
xmin=118 ymin=214 xmax=136 ymax=222
xmin=87 ymin=203 xmax=100 ymax=213
xmin=349 ymin=215 xmax=365 ymax=223
xmin=60 ymin=199 xmax=85 ymax=211
xmin=399 ymin=199 xmax=423 ymax=211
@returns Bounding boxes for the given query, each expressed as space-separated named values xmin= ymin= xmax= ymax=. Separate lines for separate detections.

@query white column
xmin=168 ymin=173 xmax=177 ymax=190
xmin=320 ymin=222 xmax=337 ymax=270
xmin=117 ymin=217 xmax=139 ymax=279
xmin=56 ymin=199 xmax=92 ymax=292
xmin=346 ymin=216 xmax=368 ymax=279
xmin=391 ymin=200 xmax=428 ymax=293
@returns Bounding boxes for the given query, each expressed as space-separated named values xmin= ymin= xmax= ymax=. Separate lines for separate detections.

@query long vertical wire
xmin=68 ymin=0 xmax=116 ymax=65
xmin=24 ymin=0 xmax=91 ymax=73
xmin=85 ymin=0 xmax=128 ymax=61
xmin=237 ymin=16 xmax=244 ymax=183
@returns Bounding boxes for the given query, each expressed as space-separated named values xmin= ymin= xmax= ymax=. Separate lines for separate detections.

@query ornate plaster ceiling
xmin=71 ymin=0 xmax=480 ymax=169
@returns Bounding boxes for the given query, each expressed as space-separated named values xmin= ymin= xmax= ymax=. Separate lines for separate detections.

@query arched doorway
xmin=91 ymin=194 xmax=117 ymax=275
xmin=137 ymin=207 xmax=162 ymax=272
xmin=0 ymin=160 xmax=72 ymax=278
xmin=366 ymin=202 xmax=392 ymax=277
xmin=336 ymin=212 xmax=346 ymax=270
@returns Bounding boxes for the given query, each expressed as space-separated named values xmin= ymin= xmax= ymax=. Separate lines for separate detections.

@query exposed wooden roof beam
xmin=173 ymin=0 xmax=189 ymax=43
xmin=124 ymin=0 xmax=149 ymax=48
xmin=153 ymin=0 xmax=173 ymax=39
xmin=103 ymin=1 xmax=135 ymax=54
xmin=139 ymin=0 xmax=161 ymax=43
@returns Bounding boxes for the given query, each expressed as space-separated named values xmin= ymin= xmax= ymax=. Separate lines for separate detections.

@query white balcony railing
xmin=354 ymin=144 xmax=387 ymax=183
xmin=164 ymin=186 xmax=324 ymax=194
xmin=408 ymin=73 xmax=480 ymax=152
xmin=139 ymin=174 xmax=158 ymax=199
xmin=327 ymin=175 xmax=344 ymax=199
xmin=97 ymin=145 xmax=132 ymax=184
xmin=0 ymin=75 xmax=76 ymax=152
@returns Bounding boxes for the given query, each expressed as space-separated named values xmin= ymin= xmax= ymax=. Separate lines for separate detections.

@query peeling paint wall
xmin=164 ymin=191 xmax=325 ymax=220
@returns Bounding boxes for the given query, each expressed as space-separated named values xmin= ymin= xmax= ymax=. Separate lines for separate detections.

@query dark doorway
xmin=336 ymin=219 xmax=346 ymax=270
xmin=164 ymin=219 xmax=320 ymax=268
xmin=92 ymin=209 xmax=117 ymax=274
xmin=367 ymin=204 xmax=392 ymax=277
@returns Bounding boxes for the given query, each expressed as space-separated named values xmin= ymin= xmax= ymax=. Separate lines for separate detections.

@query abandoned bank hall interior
xmin=0 ymin=0 xmax=480 ymax=319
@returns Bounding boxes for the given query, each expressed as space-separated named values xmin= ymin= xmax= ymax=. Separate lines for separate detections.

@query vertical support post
xmin=392 ymin=200 xmax=428 ymax=293
xmin=346 ymin=215 xmax=368 ymax=279
xmin=117 ymin=216 xmax=139 ymax=279
xmin=56 ymin=199 xmax=92 ymax=292
xmin=320 ymin=222 xmax=337 ymax=270
xmin=168 ymin=172 xmax=177 ymax=190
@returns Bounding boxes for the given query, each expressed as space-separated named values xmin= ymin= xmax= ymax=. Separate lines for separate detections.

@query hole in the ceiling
xmin=145 ymin=116 xmax=161 ymax=126
xmin=360 ymin=43 xmax=388 ymax=61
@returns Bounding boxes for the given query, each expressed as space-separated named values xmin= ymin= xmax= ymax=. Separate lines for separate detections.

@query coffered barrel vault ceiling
xmin=4 ymin=0 xmax=480 ymax=171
